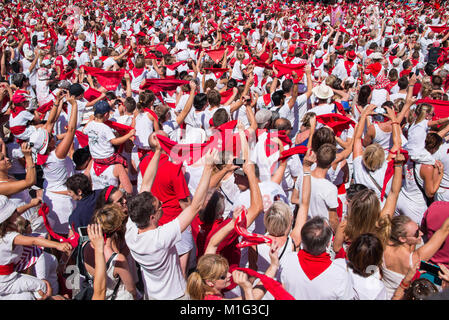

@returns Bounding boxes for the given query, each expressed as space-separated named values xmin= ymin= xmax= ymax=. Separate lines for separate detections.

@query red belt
xmin=0 ymin=263 xmax=14 ymax=275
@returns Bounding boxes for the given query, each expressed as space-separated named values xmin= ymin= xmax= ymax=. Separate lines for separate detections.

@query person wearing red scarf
xmin=279 ymin=216 xmax=354 ymax=300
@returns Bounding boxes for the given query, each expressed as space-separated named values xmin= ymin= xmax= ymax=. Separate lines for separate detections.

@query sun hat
xmin=312 ymin=82 xmax=334 ymax=99
xmin=0 ymin=195 xmax=18 ymax=224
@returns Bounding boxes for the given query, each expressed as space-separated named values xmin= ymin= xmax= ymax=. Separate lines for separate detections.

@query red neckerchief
xmin=344 ymin=60 xmax=354 ymax=77
xmin=10 ymin=105 xmax=27 ymax=118
xmin=297 ymin=250 xmax=332 ymax=280
xmin=265 ymin=130 xmax=291 ymax=158
xmin=314 ymin=57 xmax=324 ymax=68
xmin=132 ymin=67 xmax=145 ymax=78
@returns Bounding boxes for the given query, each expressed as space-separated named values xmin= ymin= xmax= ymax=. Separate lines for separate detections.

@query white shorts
xmin=175 ymin=225 xmax=193 ymax=256
xmin=42 ymin=190 xmax=75 ymax=235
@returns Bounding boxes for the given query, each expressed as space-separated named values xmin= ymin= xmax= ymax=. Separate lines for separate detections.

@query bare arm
xmin=139 ymin=136 xmax=161 ymax=193
xmin=55 ymin=96 xmax=78 ymax=159
xmin=0 ymin=143 xmax=35 ymax=196
xmin=88 ymin=224 xmax=107 ymax=301
xmin=290 ymin=151 xmax=314 ymax=248
xmin=414 ymin=217 xmax=449 ymax=263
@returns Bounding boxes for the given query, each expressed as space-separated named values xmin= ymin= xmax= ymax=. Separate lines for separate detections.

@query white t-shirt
xmin=294 ymin=175 xmax=338 ymax=220
xmin=124 ymin=217 xmax=186 ymax=300
xmin=90 ymin=165 xmax=118 ymax=190
xmin=348 ymin=266 xmax=388 ymax=300
xmin=82 ymin=121 xmax=116 ymax=159
xmin=279 ymin=255 xmax=354 ymax=300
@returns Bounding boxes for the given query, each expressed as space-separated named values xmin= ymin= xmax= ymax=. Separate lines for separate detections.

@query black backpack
xmin=73 ymin=241 xmax=120 ymax=300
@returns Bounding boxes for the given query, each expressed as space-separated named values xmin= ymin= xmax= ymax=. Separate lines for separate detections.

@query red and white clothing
xmin=9 ymin=109 xmax=36 ymax=141
xmin=82 ymin=121 xmax=116 ymax=160
xmin=0 ymin=232 xmax=48 ymax=300
xmin=90 ymin=165 xmax=119 ymax=190
xmin=279 ymin=252 xmax=354 ymax=300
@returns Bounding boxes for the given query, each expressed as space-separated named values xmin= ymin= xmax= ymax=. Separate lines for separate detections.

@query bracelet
xmin=303 ymin=172 xmax=311 ymax=176
xmin=26 ymin=165 xmax=35 ymax=169
xmin=394 ymin=164 xmax=402 ymax=167
xmin=399 ymin=280 xmax=410 ymax=290
xmin=391 ymin=121 xmax=399 ymax=125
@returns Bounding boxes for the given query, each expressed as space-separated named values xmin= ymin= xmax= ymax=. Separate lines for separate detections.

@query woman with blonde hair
xmin=382 ymin=214 xmax=449 ymax=299
xmin=81 ymin=203 xmax=138 ymax=300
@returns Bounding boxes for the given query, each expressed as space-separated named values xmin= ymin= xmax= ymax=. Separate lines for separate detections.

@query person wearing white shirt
xmin=279 ymin=217 xmax=354 ymax=300
xmin=125 ymin=147 xmax=214 ymax=300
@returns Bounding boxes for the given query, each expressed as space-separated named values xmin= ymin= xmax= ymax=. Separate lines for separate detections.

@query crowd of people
xmin=2 ymin=0 xmax=449 ymax=301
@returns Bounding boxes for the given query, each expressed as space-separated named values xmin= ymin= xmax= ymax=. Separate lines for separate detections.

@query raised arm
xmin=55 ymin=95 xmax=78 ymax=159
xmin=139 ymin=136 xmax=161 ymax=193
xmin=175 ymin=81 xmax=196 ymax=125
xmin=177 ymin=149 xmax=217 ymax=232
xmin=353 ymin=104 xmax=376 ymax=159
xmin=88 ymin=224 xmax=107 ymax=301
xmin=290 ymin=151 xmax=314 ymax=248
xmin=380 ymin=151 xmax=405 ymax=218
xmin=414 ymin=216 xmax=449 ymax=263
xmin=0 ymin=143 xmax=36 ymax=196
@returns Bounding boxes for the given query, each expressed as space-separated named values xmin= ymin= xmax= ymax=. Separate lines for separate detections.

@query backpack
xmin=73 ymin=240 xmax=120 ymax=300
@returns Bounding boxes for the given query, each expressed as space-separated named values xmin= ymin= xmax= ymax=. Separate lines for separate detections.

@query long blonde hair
xmin=414 ymin=103 xmax=433 ymax=125
xmin=186 ymin=254 xmax=229 ymax=300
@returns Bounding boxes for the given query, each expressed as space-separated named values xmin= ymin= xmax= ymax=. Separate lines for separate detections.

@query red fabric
xmin=156 ymin=134 xmax=215 ymax=165
xmin=272 ymin=60 xmax=306 ymax=79
xmin=140 ymin=79 xmax=189 ymax=94
xmin=416 ymin=99 xmax=449 ymax=120
xmin=344 ymin=61 xmax=354 ymax=77
xmin=83 ymin=87 xmax=102 ymax=102
xmin=0 ymin=263 xmax=14 ymax=275
xmin=400 ymin=69 xmax=412 ymax=78
xmin=139 ymin=152 xmax=191 ymax=225
xmin=429 ymin=26 xmax=449 ymax=33
xmin=334 ymin=101 xmax=347 ymax=116
xmin=265 ymin=131 xmax=292 ymax=158
xmin=165 ymin=60 xmax=187 ymax=71
xmin=234 ymin=207 xmax=272 ymax=248
xmin=80 ymin=66 xmax=125 ymax=91
xmin=279 ymin=145 xmax=308 ymax=162
xmin=59 ymin=69 xmax=74 ymax=81
xmin=10 ymin=106 xmax=27 ymax=118
xmin=381 ymin=148 xmax=409 ymax=201
xmin=36 ymin=100 xmax=54 ymax=115
xmin=297 ymin=250 xmax=332 ymax=280
xmin=204 ymin=294 xmax=223 ymax=300
xmin=422 ymin=201 xmax=449 ymax=266
xmin=93 ymin=153 xmax=128 ymax=176
xmin=38 ymin=203 xmax=80 ymax=248
xmin=365 ymin=62 xmax=382 ymax=77
xmin=36 ymin=154 xmax=49 ymax=166
xmin=220 ymin=88 xmax=234 ymax=104
xmin=204 ymin=68 xmax=228 ymax=79
xmin=335 ymin=247 xmax=346 ymax=259
xmin=143 ymin=108 xmax=159 ymax=122
xmin=9 ymin=125 xmax=27 ymax=135
xmin=104 ymin=120 xmax=133 ymax=136
xmin=236 ymin=267 xmax=295 ymax=300
xmin=206 ymin=48 xmax=226 ymax=63
xmin=316 ymin=113 xmax=356 ymax=137
xmin=75 ymin=130 xmax=89 ymax=148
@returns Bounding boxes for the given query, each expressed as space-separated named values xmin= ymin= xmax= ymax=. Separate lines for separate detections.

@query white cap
xmin=370 ymin=52 xmax=383 ymax=60
xmin=312 ymin=82 xmax=334 ymax=99
xmin=29 ymin=19 xmax=37 ymax=26
xmin=29 ymin=128 xmax=50 ymax=155
xmin=315 ymin=50 xmax=324 ymax=58
xmin=176 ymin=50 xmax=189 ymax=61
xmin=0 ymin=195 xmax=17 ymax=224
xmin=392 ymin=57 xmax=402 ymax=66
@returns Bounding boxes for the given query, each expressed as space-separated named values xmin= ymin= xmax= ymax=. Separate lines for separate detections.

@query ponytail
xmin=186 ymin=271 xmax=206 ymax=300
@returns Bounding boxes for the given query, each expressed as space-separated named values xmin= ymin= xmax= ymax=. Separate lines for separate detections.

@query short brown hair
xmin=316 ymin=143 xmax=336 ymax=168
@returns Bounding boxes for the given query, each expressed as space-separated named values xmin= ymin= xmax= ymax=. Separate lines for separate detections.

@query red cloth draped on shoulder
xmin=316 ymin=113 xmax=356 ymax=137
xmin=416 ymin=99 xmax=449 ymax=120
xmin=75 ymin=130 xmax=89 ymax=148
xmin=80 ymin=65 xmax=125 ymax=91
xmin=219 ymin=88 xmax=234 ymax=104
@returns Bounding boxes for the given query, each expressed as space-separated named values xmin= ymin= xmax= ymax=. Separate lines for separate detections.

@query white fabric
xmin=83 ymin=121 xmax=116 ymax=159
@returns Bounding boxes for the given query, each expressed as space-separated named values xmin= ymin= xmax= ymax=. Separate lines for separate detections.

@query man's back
xmin=279 ymin=251 xmax=354 ymax=300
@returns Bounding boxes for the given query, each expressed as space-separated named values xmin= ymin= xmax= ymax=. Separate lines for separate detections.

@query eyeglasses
xmin=407 ymin=228 xmax=420 ymax=238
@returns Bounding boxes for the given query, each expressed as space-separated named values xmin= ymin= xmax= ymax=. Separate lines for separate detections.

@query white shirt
xmin=82 ymin=121 xmax=116 ymax=159
xmin=348 ymin=266 xmax=388 ymax=300
xmin=125 ymin=217 xmax=186 ymax=300
xmin=295 ymin=175 xmax=339 ymax=220
xmin=279 ymin=255 xmax=354 ymax=300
